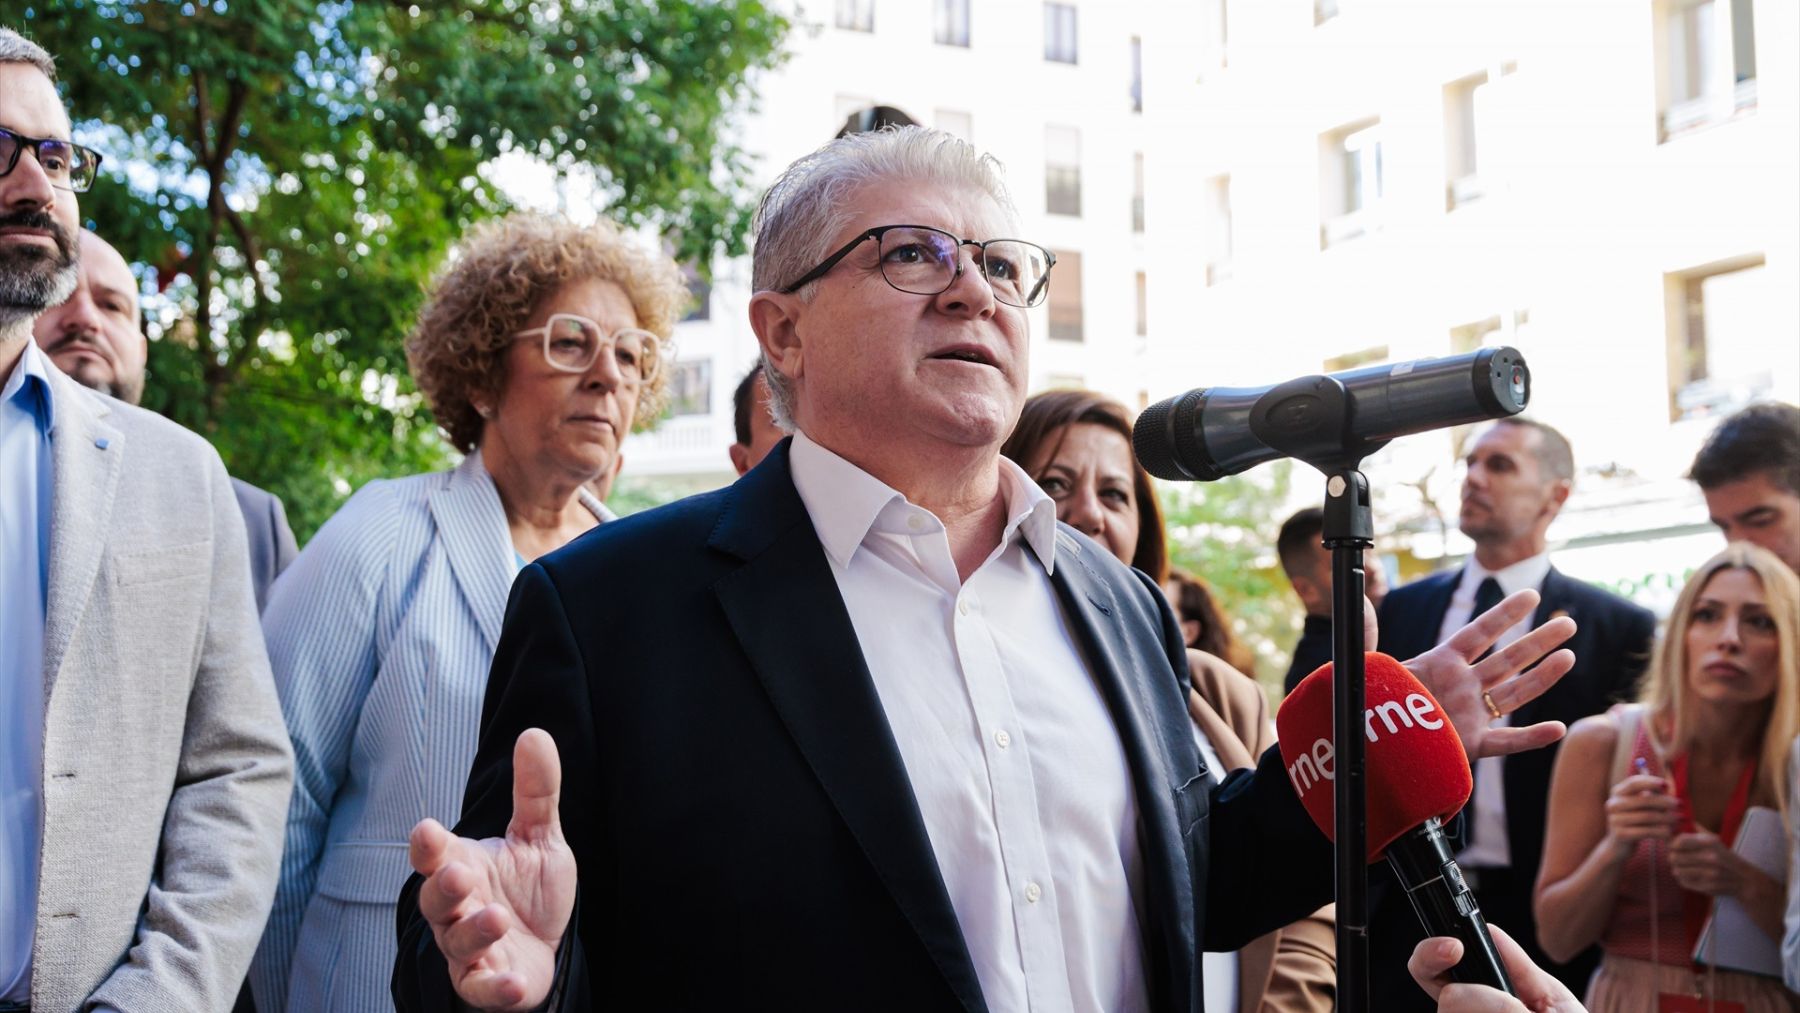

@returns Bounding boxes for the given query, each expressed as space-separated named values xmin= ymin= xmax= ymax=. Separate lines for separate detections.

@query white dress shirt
xmin=1437 ymin=552 xmax=1550 ymax=869
xmin=1 ymin=339 xmax=55 ymax=1002
xmin=790 ymin=430 xmax=1151 ymax=1013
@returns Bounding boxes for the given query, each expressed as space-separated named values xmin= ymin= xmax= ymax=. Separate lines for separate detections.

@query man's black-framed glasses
xmin=778 ymin=224 xmax=1056 ymax=309
xmin=0 ymin=127 xmax=104 ymax=193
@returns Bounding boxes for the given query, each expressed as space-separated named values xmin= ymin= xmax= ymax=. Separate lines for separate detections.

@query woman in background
xmin=1535 ymin=543 xmax=1800 ymax=1011
xmin=1165 ymin=567 xmax=1259 ymax=675
xmin=1002 ymin=388 xmax=1335 ymax=1013
xmin=249 ymin=214 xmax=687 ymax=1012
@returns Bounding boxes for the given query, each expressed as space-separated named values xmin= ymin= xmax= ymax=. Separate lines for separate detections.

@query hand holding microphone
xmin=1278 ymin=653 xmax=1509 ymax=993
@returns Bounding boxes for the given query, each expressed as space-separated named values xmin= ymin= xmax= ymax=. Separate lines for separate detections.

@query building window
xmin=1045 ymin=3 xmax=1078 ymax=64
xmin=1666 ymin=256 xmax=1774 ymax=420
xmin=1200 ymin=0 xmax=1229 ymax=73
xmin=935 ymin=109 xmax=973 ymax=141
xmin=1049 ymin=250 xmax=1083 ymax=341
xmin=667 ymin=359 xmax=712 ymax=417
xmin=1046 ymin=126 xmax=1082 ymax=217
xmin=1203 ymin=174 xmax=1233 ymax=285
xmin=1320 ymin=118 xmax=1382 ymax=249
xmin=681 ymin=262 xmax=711 ymax=322
xmin=1315 ymin=0 xmax=1340 ymax=25
xmin=834 ymin=93 xmax=875 ymax=122
xmin=835 ymin=0 xmax=874 ymax=32
xmin=1129 ymin=36 xmax=1143 ymax=111
xmin=1658 ymin=0 xmax=1756 ymax=140
xmin=1443 ymin=73 xmax=1487 ymax=210
xmin=1131 ymin=152 xmax=1146 ymax=233
xmin=1134 ymin=272 xmax=1148 ymax=336
xmin=935 ymin=0 xmax=971 ymax=47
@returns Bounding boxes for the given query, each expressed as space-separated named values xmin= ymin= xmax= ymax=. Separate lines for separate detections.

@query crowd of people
xmin=5 ymin=23 xmax=1800 ymax=1013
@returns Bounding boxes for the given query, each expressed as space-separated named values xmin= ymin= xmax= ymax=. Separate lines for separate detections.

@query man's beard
xmin=0 ymin=210 xmax=79 ymax=325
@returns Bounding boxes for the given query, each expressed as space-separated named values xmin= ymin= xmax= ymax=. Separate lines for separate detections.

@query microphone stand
xmin=1248 ymin=375 xmax=1387 ymax=1013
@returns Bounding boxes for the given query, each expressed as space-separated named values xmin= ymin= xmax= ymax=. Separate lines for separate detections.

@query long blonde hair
xmin=1639 ymin=543 xmax=1800 ymax=812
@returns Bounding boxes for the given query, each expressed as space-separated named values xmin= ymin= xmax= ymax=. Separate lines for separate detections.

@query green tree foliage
xmin=1160 ymin=462 xmax=1304 ymax=689
xmin=17 ymin=0 xmax=789 ymax=539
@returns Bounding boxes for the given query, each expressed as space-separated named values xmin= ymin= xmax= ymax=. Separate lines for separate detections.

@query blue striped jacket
xmin=248 ymin=450 xmax=608 ymax=1012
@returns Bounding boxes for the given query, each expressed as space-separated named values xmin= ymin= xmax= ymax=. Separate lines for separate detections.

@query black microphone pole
xmin=1247 ymin=374 xmax=1384 ymax=1013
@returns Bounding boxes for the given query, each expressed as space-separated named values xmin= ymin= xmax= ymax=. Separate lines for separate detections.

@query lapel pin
xmin=94 ymin=437 xmax=110 ymax=450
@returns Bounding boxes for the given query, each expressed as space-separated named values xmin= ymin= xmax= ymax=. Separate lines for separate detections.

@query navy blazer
xmin=1368 ymin=563 xmax=1655 ymax=1008
xmin=393 ymin=442 xmax=1334 ymax=1011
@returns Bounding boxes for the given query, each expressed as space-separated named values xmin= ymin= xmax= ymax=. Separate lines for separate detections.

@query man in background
xmin=727 ymin=362 xmax=784 ymax=476
xmin=0 ymin=27 xmax=291 ymax=1010
xmin=1370 ymin=417 xmax=1655 ymax=1008
xmin=33 ymin=227 xmax=299 ymax=609
xmin=1688 ymin=401 xmax=1800 ymax=573
xmin=1277 ymin=505 xmax=1387 ymax=694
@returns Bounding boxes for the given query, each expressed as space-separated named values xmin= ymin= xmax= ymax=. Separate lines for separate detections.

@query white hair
xmin=0 ymin=27 xmax=56 ymax=78
xmin=750 ymin=126 xmax=1018 ymax=431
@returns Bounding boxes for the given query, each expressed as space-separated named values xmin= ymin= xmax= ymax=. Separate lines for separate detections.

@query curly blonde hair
xmin=406 ymin=213 xmax=689 ymax=453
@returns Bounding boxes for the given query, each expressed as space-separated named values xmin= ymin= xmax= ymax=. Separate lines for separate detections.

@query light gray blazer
xmin=31 ymin=367 xmax=294 ymax=1013
xmin=250 ymin=450 xmax=608 ymax=1012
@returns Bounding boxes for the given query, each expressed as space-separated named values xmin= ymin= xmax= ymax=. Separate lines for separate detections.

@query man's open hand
xmin=409 ymin=729 xmax=577 ymax=1011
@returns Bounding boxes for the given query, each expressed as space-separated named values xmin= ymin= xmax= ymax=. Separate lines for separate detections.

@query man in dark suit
xmin=391 ymin=128 xmax=1581 ymax=1013
xmin=1369 ymin=418 xmax=1655 ymax=1009
xmin=33 ymin=227 xmax=297 ymax=609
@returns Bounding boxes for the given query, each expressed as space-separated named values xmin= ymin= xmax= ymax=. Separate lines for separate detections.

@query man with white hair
xmin=395 ymin=127 xmax=1583 ymax=1012
xmin=0 ymin=26 xmax=292 ymax=1012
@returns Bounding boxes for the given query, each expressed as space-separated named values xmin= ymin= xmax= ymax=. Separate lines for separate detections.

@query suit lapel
xmin=708 ymin=447 xmax=988 ymax=1013
xmin=428 ymin=450 xmax=515 ymax=654
xmin=42 ymin=372 xmax=122 ymax=697
xmin=1045 ymin=538 xmax=1198 ymax=1013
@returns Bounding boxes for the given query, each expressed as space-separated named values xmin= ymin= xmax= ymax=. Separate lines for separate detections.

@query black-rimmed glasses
xmin=0 ymin=127 xmax=103 ymax=193
xmin=777 ymin=224 xmax=1056 ymax=309
xmin=513 ymin=314 xmax=662 ymax=384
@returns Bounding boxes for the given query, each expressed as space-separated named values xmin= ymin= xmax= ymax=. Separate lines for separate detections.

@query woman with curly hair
xmin=248 ymin=213 xmax=687 ymax=1012
xmin=1001 ymin=388 xmax=1337 ymax=1013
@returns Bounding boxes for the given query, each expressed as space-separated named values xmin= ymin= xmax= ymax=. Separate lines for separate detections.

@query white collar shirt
xmin=1438 ymin=551 xmax=1551 ymax=868
xmin=788 ymin=430 xmax=1150 ymax=1013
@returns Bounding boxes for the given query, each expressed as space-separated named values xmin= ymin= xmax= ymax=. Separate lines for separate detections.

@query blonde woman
xmin=1535 ymin=544 xmax=1800 ymax=1011
xmin=248 ymin=213 xmax=686 ymax=1012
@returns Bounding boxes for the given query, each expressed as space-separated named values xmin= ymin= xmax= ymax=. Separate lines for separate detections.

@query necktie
xmin=1464 ymin=575 xmax=1507 ymax=853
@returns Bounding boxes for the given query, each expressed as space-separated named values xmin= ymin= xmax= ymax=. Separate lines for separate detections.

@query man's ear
xmin=728 ymin=443 xmax=751 ymax=478
xmin=1543 ymin=478 xmax=1572 ymax=520
xmin=748 ymin=290 xmax=805 ymax=387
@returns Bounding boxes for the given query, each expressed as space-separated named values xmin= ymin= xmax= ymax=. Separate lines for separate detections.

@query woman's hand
xmin=1409 ymin=924 xmax=1587 ymax=1012
xmin=1601 ymin=773 xmax=1678 ymax=863
xmin=1668 ymin=830 xmax=1761 ymax=898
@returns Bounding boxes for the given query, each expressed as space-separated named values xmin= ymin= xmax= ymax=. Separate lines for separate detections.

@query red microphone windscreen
xmin=1275 ymin=653 xmax=1472 ymax=863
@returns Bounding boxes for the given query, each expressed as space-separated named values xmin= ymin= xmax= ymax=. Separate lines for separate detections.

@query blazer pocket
xmin=1173 ymin=769 xmax=1211 ymax=839
xmin=114 ymin=539 xmax=212 ymax=587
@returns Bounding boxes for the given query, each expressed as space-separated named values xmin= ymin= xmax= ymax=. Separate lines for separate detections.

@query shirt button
xmin=957 ymin=600 xmax=970 ymax=617
xmin=907 ymin=514 xmax=925 ymax=531
xmin=1025 ymin=882 xmax=1042 ymax=903
xmin=995 ymin=729 xmax=1011 ymax=749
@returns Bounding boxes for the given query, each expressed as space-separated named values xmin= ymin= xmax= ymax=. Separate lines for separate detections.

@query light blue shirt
xmin=0 ymin=338 xmax=54 ymax=1002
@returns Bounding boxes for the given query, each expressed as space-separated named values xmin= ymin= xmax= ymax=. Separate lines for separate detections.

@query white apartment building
xmin=630 ymin=0 xmax=1798 ymax=593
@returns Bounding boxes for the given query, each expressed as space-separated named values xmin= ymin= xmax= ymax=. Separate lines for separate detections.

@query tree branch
xmin=191 ymin=68 xmax=214 ymax=164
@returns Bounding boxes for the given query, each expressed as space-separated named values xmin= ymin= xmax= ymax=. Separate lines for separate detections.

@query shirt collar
xmin=788 ymin=429 xmax=1061 ymax=576
xmin=1462 ymin=551 xmax=1552 ymax=598
xmin=2 ymin=338 xmax=57 ymax=436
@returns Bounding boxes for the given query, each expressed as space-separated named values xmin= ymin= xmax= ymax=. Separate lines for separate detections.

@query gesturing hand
xmin=1402 ymin=589 xmax=1577 ymax=763
xmin=409 ymin=729 xmax=578 ymax=1011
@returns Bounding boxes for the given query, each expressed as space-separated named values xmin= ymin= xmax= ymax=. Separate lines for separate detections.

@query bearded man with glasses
xmin=0 ymin=27 xmax=293 ymax=1013
xmin=397 ymin=126 xmax=1585 ymax=1013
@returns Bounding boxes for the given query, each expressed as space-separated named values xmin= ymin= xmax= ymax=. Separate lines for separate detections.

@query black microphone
xmin=1133 ymin=347 xmax=1530 ymax=481
xmin=1385 ymin=817 xmax=1516 ymax=995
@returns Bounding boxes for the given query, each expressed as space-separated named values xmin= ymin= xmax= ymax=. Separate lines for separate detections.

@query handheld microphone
xmin=1133 ymin=347 xmax=1530 ymax=481
xmin=1276 ymin=653 xmax=1515 ymax=995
